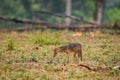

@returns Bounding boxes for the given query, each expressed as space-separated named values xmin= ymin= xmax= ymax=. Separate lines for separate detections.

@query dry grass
xmin=0 ymin=30 xmax=120 ymax=80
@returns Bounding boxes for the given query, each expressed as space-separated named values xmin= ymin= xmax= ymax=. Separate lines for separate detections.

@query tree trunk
xmin=65 ymin=0 xmax=72 ymax=26
xmin=94 ymin=0 xmax=106 ymax=25
xmin=21 ymin=0 xmax=32 ymax=19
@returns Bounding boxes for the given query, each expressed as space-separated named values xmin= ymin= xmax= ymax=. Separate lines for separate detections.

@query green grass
xmin=0 ymin=30 xmax=120 ymax=80
xmin=6 ymin=38 xmax=17 ymax=50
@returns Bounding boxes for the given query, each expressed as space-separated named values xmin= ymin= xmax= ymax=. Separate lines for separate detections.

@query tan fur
xmin=53 ymin=43 xmax=82 ymax=63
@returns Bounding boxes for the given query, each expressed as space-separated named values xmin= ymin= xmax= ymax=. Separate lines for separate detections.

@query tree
xmin=94 ymin=0 xmax=106 ymax=25
xmin=65 ymin=0 xmax=72 ymax=26
xmin=21 ymin=0 xmax=32 ymax=19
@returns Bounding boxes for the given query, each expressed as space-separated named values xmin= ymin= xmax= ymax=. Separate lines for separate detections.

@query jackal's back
xmin=58 ymin=43 xmax=82 ymax=52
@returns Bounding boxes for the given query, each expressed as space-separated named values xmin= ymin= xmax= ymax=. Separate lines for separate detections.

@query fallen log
xmin=0 ymin=16 xmax=59 ymax=27
xmin=35 ymin=10 xmax=98 ymax=25
xmin=0 ymin=16 xmax=120 ymax=32
xmin=70 ymin=64 xmax=119 ymax=72
xmin=0 ymin=15 xmax=100 ymax=32
xmin=77 ymin=64 xmax=111 ymax=71
xmin=69 ymin=64 xmax=110 ymax=71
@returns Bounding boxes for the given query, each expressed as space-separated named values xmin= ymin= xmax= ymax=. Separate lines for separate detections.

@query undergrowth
xmin=0 ymin=30 xmax=120 ymax=80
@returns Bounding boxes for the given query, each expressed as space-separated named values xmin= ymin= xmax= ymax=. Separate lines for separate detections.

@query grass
xmin=0 ymin=30 xmax=120 ymax=80
xmin=6 ymin=38 xmax=17 ymax=50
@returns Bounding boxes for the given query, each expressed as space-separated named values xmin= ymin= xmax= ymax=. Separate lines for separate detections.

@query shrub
xmin=29 ymin=54 xmax=39 ymax=62
xmin=111 ymin=52 xmax=120 ymax=63
xmin=31 ymin=34 xmax=60 ymax=45
xmin=7 ymin=38 xmax=17 ymax=50
xmin=109 ymin=69 xmax=120 ymax=76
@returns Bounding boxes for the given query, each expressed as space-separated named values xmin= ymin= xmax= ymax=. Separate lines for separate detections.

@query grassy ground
xmin=0 ymin=30 xmax=120 ymax=80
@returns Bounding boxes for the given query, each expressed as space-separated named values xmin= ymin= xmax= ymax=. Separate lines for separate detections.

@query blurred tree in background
xmin=0 ymin=0 xmax=120 ymax=28
xmin=94 ymin=0 xmax=106 ymax=25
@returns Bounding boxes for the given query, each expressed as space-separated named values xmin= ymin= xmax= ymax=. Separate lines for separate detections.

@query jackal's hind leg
xmin=73 ymin=53 xmax=77 ymax=63
xmin=67 ymin=54 xmax=69 ymax=63
xmin=78 ymin=52 xmax=82 ymax=61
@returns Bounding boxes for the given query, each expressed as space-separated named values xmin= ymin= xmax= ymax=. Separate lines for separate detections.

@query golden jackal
xmin=53 ymin=43 xmax=82 ymax=63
